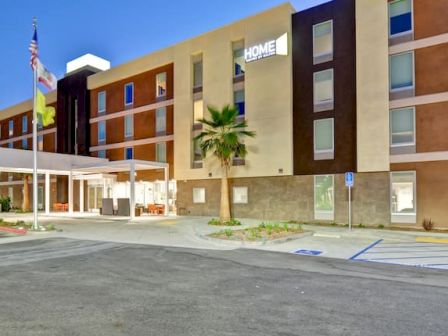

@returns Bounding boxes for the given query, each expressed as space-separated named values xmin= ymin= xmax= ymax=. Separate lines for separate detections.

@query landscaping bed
xmin=209 ymin=222 xmax=305 ymax=242
xmin=0 ymin=218 xmax=56 ymax=235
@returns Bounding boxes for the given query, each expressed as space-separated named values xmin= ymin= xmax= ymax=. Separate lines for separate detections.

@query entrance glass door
xmin=88 ymin=185 xmax=104 ymax=212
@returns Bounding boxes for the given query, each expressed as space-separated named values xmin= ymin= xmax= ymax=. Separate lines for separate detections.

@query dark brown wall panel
xmin=414 ymin=0 xmax=448 ymax=40
xmin=416 ymin=101 xmax=448 ymax=153
xmin=292 ymin=0 xmax=357 ymax=175
xmin=415 ymin=43 xmax=448 ymax=96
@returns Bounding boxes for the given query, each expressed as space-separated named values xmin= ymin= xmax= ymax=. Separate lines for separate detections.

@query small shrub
xmin=273 ymin=223 xmax=281 ymax=233
xmin=259 ymin=222 xmax=266 ymax=229
xmin=422 ymin=218 xmax=434 ymax=231
xmin=46 ymin=224 xmax=56 ymax=231
xmin=377 ymin=224 xmax=385 ymax=229
xmin=0 ymin=197 xmax=11 ymax=212
xmin=0 ymin=218 xmax=3 ymax=223
xmin=330 ymin=221 xmax=337 ymax=226
xmin=208 ymin=218 xmax=221 ymax=226
xmin=245 ymin=227 xmax=261 ymax=240
xmin=224 ymin=229 xmax=233 ymax=238
xmin=16 ymin=220 xmax=25 ymax=226
xmin=283 ymin=223 xmax=289 ymax=232
xmin=358 ymin=223 xmax=365 ymax=229
xmin=224 ymin=219 xmax=241 ymax=226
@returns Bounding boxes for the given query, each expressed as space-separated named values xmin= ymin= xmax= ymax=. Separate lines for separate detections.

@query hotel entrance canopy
xmin=0 ymin=148 xmax=169 ymax=217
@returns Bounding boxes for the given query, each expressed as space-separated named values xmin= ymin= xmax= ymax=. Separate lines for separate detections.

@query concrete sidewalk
xmin=1 ymin=213 xmax=447 ymax=267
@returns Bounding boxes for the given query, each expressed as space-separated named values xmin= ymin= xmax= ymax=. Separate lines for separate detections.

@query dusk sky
xmin=0 ymin=0 xmax=328 ymax=110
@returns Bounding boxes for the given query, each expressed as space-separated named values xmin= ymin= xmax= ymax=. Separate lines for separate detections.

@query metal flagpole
xmin=32 ymin=18 xmax=39 ymax=230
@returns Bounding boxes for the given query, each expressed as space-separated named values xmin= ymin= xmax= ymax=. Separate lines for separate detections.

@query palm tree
xmin=195 ymin=105 xmax=255 ymax=223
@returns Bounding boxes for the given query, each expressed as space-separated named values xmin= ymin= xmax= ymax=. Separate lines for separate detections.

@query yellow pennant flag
xmin=35 ymin=89 xmax=56 ymax=127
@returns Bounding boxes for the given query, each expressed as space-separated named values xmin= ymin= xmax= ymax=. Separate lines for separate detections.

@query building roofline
xmin=87 ymin=2 xmax=295 ymax=90
xmin=0 ymin=90 xmax=57 ymax=121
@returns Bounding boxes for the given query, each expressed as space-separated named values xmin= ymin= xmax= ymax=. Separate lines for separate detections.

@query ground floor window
xmin=391 ymin=171 xmax=416 ymax=223
xmin=233 ymin=186 xmax=248 ymax=204
xmin=314 ymin=175 xmax=334 ymax=220
xmin=193 ymin=187 xmax=205 ymax=204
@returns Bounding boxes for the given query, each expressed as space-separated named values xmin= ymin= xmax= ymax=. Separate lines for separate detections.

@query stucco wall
xmin=355 ymin=0 xmax=390 ymax=172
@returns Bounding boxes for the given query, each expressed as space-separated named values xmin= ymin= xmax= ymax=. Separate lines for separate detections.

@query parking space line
xmin=364 ymin=249 xmax=448 ymax=254
xmin=365 ymin=255 xmax=448 ymax=261
xmin=349 ymin=239 xmax=383 ymax=260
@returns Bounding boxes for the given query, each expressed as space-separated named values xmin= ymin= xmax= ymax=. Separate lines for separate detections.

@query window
xmin=193 ymin=99 xmax=203 ymax=125
xmin=193 ymin=187 xmax=205 ymax=203
xmin=314 ymin=175 xmax=334 ymax=220
xmin=314 ymin=118 xmax=334 ymax=160
xmin=313 ymin=20 xmax=333 ymax=63
xmin=156 ymin=142 xmax=166 ymax=162
xmin=125 ymin=147 xmax=133 ymax=160
xmin=193 ymin=138 xmax=202 ymax=164
xmin=124 ymin=83 xmax=134 ymax=106
xmin=314 ymin=69 xmax=334 ymax=111
xmin=156 ymin=107 xmax=167 ymax=135
xmin=391 ymin=171 xmax=416 ymax=223
xmin=98 ymin=150 xmax=106 ymax=159
xmin=98 ymin=121 xmax=106 ymax=142
xmin=389 ymin=0 xmax=412 ymax=37
xmin=8 ymin=142 xmax=13 ymax=149
xmin=22 ymin=116 xmax=28 ymax=134
xmin=390 ymin=107 xmax=415 ymax=146
xmin=234 ymin=89 xmax=245 ymax=116
xmin=8 ymin=120 xmax=13 ymax=137
xmin=37 ymin=115 xmax=43 ymax=130
xmin=124 ymin=114 xmax=133 ymax=138
xmin=233 ymin=187 xmax=248 ymax=204
xmin=98 ymin=91 xmax=106 ymax=113
xmin=193 ymin=59 xmax=203 ymax=88
xmin=37 ymin=135 xmax=43 ymax=151
xmin=22 ymin=138 xmax=28 ymax=149
xmin=156 ymin=72 xmax=167 ymax=98
xmin=390 ymin=52 xmax=414 ymax=91
xmin=233 ymin=41 xmax=245 ymax=77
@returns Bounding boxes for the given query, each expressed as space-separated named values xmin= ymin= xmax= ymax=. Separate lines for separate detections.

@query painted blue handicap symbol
xmin=345 ymin=172 xmax=354 ymax=187
xmin=293 ymin=249 xmax=322 ymax=256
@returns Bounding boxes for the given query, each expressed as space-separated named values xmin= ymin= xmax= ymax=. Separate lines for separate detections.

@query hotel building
xmin=1 ymin=0 xmax=447 ymax=227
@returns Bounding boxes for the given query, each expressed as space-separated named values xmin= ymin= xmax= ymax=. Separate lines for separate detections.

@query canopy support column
xmin=130 ymin=162 xmax=135 ymax=219
xmin=45 ymin=172 xmax=50 ymax=215
xmin=68 ymin=171 xmax=73 ymax=213
xmin=164 ymin=166 xmax=169 ymax=216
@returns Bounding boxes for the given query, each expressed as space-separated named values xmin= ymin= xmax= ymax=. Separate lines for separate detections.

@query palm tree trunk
xmin=22 ymin=175 xmax=30 ymax=211
xmin=219 ymin=164 xmax=231 ymax=223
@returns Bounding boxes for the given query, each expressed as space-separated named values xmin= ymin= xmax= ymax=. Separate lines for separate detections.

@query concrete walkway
xmin=1 ymin=213 xmax=448 ymax=269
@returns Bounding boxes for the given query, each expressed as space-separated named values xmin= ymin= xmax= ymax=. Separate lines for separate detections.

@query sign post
xmin=345 ymin=172 xmax=354 ymax=231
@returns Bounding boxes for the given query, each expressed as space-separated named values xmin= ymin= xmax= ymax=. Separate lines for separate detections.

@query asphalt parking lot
xmin=0 ymin=238 xmax=447 ymax=336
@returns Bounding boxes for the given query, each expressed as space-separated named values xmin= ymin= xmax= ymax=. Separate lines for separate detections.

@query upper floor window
xmin=98 ymin=150 xmax=106 ymax=159
xmin=156 ymin=72 xmax=167 ymax=98
xmin=193 ymin=99 xmax=204 ymax=126
xmin=22 ymin=116 xmax=28 ymax=134
xmin=98 ymin=121 xmax=106 ymax=142
xmin=37 ymin=135 xmax=43 ymax=151
xmin=313 ymin=20 xmax=333 ymax=64
xmin=389 ymin=0 xmax=413 ymax=37
xmin=156 ymin=142 xmax=166 ymax=162
xmin=124 ymin=114 xmax=133 ymax=138
xmin=390 ymin=52 xmax=414 ymax=91
xmin=37 ymin=115 xmax=43 ymax=130
xmin=314 ymin=69 xmax=334 ymax=112
xmin=98 ymin=91 xmax=106 ymax=113
xmin=192 ymin=138 xmax=202 ymax=165
xmin=390 ymin=107 xmax=415 ymax=147
xmin=193 ymin=58 xmax=203 ymax=89
xmin=314 ymin=118 xmax=334 ymax=160
xmin=124 ymin=83 xmax=134 ymax=106
xmin=156 ymin=107 xmax=166 ymax=135
xmin=8 ymin=120 xmax=14 ymax=137
xmin=125 ymin=147 xmax=133 ymax=160
xmin=233 ymin=41 xmax=245 ymax=77
xmin=234 ymin=89 xmax=245 ymax=116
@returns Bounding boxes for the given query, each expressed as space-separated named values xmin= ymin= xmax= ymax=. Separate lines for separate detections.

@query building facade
xmin=1 ymin=0 xmax=448 ymax=227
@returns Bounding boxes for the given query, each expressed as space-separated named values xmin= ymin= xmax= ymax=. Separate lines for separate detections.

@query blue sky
xmin=0 ymin=0 xmax=328 ymax=110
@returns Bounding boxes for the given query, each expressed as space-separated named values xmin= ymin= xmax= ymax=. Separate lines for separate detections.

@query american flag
xmin=29 ymin=24 xmax=38 ymax=70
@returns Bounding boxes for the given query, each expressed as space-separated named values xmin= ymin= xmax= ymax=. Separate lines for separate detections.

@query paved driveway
xmin=0 ymin=238 xmax=447 ymax=336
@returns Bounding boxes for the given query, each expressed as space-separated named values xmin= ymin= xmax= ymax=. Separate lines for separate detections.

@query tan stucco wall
xmin=355 ymin=1 xmax=390 ymax=172
xmin=88 ymin=3 xmax=295 ymax=181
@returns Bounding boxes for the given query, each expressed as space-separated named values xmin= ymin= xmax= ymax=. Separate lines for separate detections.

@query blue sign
xmin=293 ymin=249 xmax=322 ymax=256
xmin=345 ymin=172 xmax=354 ymax=187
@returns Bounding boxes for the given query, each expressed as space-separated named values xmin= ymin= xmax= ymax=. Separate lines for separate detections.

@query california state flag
xmin=36 ymin=59 xmax=57 ymax=90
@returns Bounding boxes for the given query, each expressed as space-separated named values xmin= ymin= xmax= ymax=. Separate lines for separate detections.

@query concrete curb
xmin=198 ymin=231 xmax=313 ymax=247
